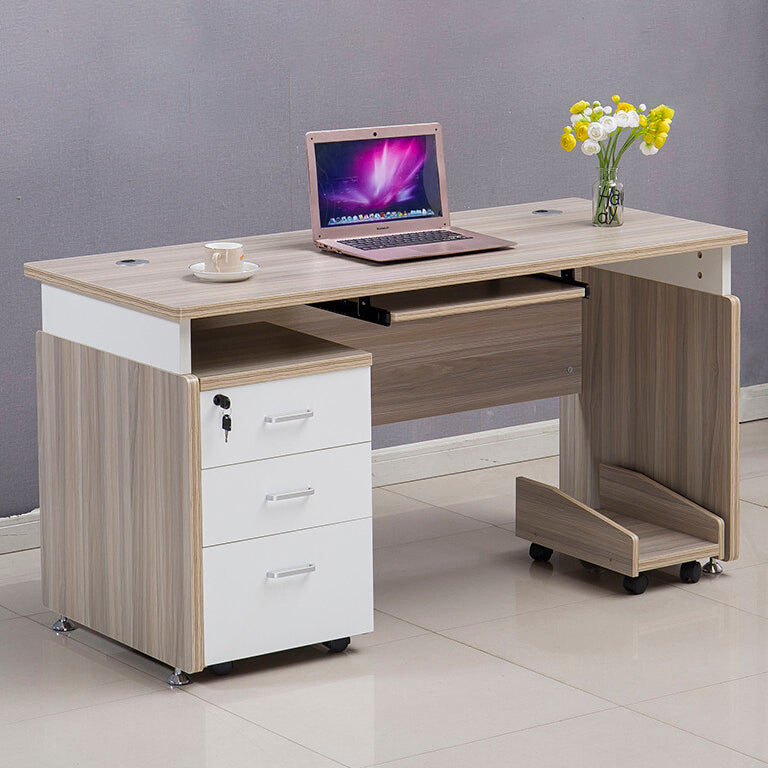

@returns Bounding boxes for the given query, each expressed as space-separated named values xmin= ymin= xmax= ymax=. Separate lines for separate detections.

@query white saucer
xmin=189 ymin=261 xmax=260 ymax=282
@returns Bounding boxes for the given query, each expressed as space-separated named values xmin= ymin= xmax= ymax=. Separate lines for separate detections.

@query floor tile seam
xmin=667 ymin=580 xmax=768 ymax=623
xmin=180 ymin=686 xmax=352 ymax=767
xmin=430 ymin=626 xmax=622 ymax=708
xmin=0 ymin=606 xmax=21 ymax=619
xmin=625 ymin=667 xmax=768 ymax=707
xmin=363 ymin=705 xmax=624 ymax=768
xmin=371 ymin=607 xmax=441 ymax=636
xmin=0 ymin=689 xmax=160 ymax=729
xmin=622 ymin=705 xmax=768 ymax=764
xmin=18 ymin=616 xmax=171 ymax=690
xmin=739 ymin=497 xmax=768 ymax=509
xmin=434 ymin=593 xmax=605 ymax=633
xmin=371 ymin=521 xmax=502 ymax=552
xmin=376 ymin=486 xmax=497 ymax=521
xmin=379 ymin=460 xmax=536 ymax=492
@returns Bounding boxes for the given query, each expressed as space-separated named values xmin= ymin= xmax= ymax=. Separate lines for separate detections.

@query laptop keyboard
xmin=338 ymin=229 xmax=472 ymax=251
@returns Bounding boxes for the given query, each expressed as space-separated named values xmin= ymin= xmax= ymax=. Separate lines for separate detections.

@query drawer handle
xmin=264 ymin=409 xmax=314 ymax=424
xmin=266 ymin=564 xmax=316 ymax=579
xmin=266 ymin=487 xmax=316 ymax=502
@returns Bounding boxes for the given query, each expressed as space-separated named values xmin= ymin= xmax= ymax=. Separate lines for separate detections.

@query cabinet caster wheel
xmin=529 ymin=543 xmax=553 ymax=562
xmin=622 ymin=573 xmax=649 ymax=595
xmin=209 ymin=661 xmax=234 ymax=676
xmin=323 ymin=637 xmax=350 ymax=653
xmin=680 ymin=560 xmax=702 ymax=584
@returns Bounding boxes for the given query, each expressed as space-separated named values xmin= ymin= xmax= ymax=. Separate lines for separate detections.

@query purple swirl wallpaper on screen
xmin=315 ymin=135 xmax=442 ymax=227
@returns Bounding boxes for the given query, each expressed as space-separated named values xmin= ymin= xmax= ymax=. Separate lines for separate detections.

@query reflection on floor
xmin=1 ymin=420 xmax=767 ymax=767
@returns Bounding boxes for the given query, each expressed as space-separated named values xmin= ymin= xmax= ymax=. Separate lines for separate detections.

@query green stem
xmin=613 ymin=127 xmax=643 ymax=167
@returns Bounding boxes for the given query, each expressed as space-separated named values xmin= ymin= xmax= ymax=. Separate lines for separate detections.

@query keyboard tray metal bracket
xmin=536 ymin=269 xmax=591 ymax=299
xmin=309 ymin=296 xmax=392 ymax=326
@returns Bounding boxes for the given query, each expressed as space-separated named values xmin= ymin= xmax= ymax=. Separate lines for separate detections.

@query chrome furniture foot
xmin=51 ymin=615 xmax=76 ymax=632
xmin=703 ymin=557 xmax=724 ymax=576
xmin=167 ymin=668 xmax=190 ymax=686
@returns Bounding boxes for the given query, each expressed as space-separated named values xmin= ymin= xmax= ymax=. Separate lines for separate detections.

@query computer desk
xmin=24 ymin=197 xmax=748 ymax=682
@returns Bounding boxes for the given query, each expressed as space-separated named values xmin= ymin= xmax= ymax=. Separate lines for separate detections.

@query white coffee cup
xmin=204 ymin=242 xmax=245 ymax=273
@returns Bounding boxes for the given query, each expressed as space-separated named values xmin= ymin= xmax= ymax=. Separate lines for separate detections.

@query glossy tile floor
xmin=3 ymin=420 xmax=768 ymax=766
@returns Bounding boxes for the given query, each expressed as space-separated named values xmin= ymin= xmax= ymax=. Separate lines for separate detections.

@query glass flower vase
xmin=592 ymin=167 xmax=624 ymax=227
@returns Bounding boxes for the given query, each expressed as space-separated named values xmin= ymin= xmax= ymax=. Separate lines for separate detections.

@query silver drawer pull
xmin=264 ymin=409 xmax=314 ymax=424
xmin=266 ymin=487 xmax=315 ymax=502
xmin=266 ymin=564 xmax=316 ymax=579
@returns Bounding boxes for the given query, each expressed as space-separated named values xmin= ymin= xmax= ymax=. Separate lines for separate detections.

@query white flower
xmin=587 ymin=121 xmax=606 ymax=141
xmin=639 ymin=103 xmax=646 ymax=111
xmin=581 ymin=139 xmax=601 ymax=156
xmin=599 ymin=115 xmax=618 ymax=133
xmin=584 ymin=107 xmax=592 ymax=115
xmin=640 ymin=142 xmax=659 ymax=156
xmin=570 ymin=113 xmax=582 ymax=126
xmin=614 ymin=110 xmax=630 ymax=127
xmin=603 ymin=105 xmax=612 ymax=114
xmin=626 ymin=110 xmax=640 ymax=127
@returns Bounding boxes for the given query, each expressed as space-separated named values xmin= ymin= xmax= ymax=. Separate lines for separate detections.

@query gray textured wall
xmin=2 ymin=1 xmax=766 ymax=516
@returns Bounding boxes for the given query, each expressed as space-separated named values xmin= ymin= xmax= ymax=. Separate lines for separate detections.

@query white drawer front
xmin=203 ymin=518 xmax=373 ymax=665
xmin=200 ymin=367 xmax=371 ymax=468
xmin=202 ymin=443 xmax=371 ymax=546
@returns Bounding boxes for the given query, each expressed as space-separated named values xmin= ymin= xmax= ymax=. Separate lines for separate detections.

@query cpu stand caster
xmin=209 ymin=661 xmax=234 ymax=676
xmin=679 ymin=560 xmax=702 ymax=584
xmin=622 ymin=573 xmax=649 ymax=595
xmin=529 ymin=543 xmax=553 ymax=563
xmin=323 ymin=637 xmax=351 ymax=653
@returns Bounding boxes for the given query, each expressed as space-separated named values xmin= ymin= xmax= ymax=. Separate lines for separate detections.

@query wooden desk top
xmin=24 ymin=198 xmax=747 ymax=321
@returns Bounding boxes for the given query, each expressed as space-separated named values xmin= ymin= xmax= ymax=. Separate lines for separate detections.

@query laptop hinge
xmin=309 ymin=296 xmax=392 ymax=326
xmin=536 ymin=269 xmax=590 ymax=299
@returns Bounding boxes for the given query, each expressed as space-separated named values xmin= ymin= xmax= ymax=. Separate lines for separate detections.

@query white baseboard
xmin=740 ymin=383 xmax=768 ymax=423
xmin=372 ymin=419 xmax=559 ymax=487
xmin=0 ymin=508 xmax=40 ymax=555
xmin=2 ymin=385 xmax=766 ymax=554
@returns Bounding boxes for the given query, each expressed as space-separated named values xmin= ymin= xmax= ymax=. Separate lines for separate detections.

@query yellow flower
xmin=570 ymin=100 xmax=588 ymax=114
xmin=612 ymin=94 xmax=620 ymax=102
xmin=564 ymin=126 xmax=573 ymax=133
xmin=639 ymin=115 xmax=648 ymax=127
xmin=561 ymin=133 xmax=577 ymax=151
xmin=575 ymin=122 xmax=589 ymax=141
xmin=654 ymin=135 xmax=666 ymax=149
xmin=617 ymin=102 xmax=635 ymax=112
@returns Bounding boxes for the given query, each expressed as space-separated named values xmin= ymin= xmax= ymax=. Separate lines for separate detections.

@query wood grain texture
xmin=194 ymin=299 xmax=582 ymax=425
xmin=599 ymin=464 xmax=724 ymax=551
xmin=560 ymin=268 xmax=740 ymax=560
xmin=192 ymin=322 xmax=371 ymax=391
xmin=602 ymin=510 xmax=721 ymax=571
xmin=37 ymin=333 xmax=204 ymax=672
xmin=381 ymin=276 xmax=585 ymax=322
xmin=516 ymin=476 xmax=638 ymax=575
xmin=23 ymin=198 xmax=747 ymax=320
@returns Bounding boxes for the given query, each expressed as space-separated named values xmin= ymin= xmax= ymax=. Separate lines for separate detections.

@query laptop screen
xmin=314 ymin=134 xmax=443 ymax=228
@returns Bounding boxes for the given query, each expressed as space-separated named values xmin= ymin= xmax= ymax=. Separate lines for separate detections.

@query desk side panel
xmin=560 ymin=268 xmax=739 ymax=560
xmin=37 ymin=333 xmax=204 ymax=671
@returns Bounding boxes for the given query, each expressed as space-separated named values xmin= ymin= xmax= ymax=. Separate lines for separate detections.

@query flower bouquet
xmin=560 ymin=95 xmax=675 ymax=226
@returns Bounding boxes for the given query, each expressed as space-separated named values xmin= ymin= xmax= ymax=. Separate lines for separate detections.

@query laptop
xmin=305 ymin=123 xmax=515 ymax=263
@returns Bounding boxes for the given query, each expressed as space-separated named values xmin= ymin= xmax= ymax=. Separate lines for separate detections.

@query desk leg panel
xmin=36 ymin=333 xmax=204 ymax=671
xmin=560 ymin=268 xmax=740 ymax=560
